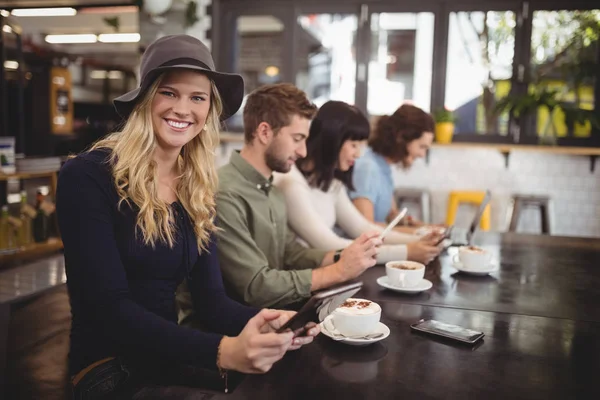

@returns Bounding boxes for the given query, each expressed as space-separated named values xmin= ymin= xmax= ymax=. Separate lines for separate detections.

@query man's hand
xmin=336 ymin=231 xmax=382 ymax=280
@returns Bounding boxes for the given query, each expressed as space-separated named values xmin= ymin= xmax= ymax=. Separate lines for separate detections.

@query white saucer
xmin=376 ymin=276 xmax=433 ymax=293
xmin=320 ymin=315 xmax=390 ymax=346
xmin=451 ymin=255 xmax=499 ymax=276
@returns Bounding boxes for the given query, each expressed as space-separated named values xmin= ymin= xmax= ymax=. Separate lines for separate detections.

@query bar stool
xmin=446 ymin=191 xmax=491 ymax=230
xmin=507 ymin=194 xmax=552 ymax=234
xmin=394 ymin=188 xmax=431 ymax=224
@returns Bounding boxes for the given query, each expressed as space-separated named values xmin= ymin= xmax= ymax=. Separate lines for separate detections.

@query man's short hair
xmin=243 ymin=83 xmax=318 ymax=143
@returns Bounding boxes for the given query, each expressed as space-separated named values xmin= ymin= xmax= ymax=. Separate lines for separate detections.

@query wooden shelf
xmin=0 ymin=238 xmax=63 ymax=267
xmin=0 ymin=171 xmax=58 ymax=181
xmin=431 ymin=142 xmax=600 ymax=156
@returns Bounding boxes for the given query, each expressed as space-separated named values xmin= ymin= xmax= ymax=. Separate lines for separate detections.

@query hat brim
xmin=113 ymin=64 xmax=244 ymax=121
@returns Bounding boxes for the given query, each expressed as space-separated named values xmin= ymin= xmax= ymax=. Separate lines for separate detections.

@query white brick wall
xmin=217 ymin=142 xmax=600 ymax=238
xmin=393 ymin=148 xmax=600 ymax=238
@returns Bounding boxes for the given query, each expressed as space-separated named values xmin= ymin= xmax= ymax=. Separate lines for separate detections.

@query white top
xmin=273 ymin=165 xmax=418 ymax=263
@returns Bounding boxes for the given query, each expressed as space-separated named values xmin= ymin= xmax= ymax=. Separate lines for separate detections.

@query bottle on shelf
xmin=33 ymin=190 xmax=52 ymax=243
xmin=0 ymin=205 xmax=14 ymax=251
xmin=7 ymin=212 xmax=22 ymax=249
xmin=18 ymin=190 xmax=36 ymax=247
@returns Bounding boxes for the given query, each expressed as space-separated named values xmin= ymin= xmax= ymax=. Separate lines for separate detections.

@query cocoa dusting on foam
xmin=341 ymin=300 xmax=372 ymax=309
xmin=467 ymin=246 xmax=484 ymax=252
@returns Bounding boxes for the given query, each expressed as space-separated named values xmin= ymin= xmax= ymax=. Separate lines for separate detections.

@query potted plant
xmin=432 ymin=108 xmax=457 ymax=144
xmin=494 ymin=88 xmax=560 ymax=145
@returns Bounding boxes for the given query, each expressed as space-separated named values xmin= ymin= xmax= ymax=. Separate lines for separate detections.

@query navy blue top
xmin=56 ymin=150 xmax=258 ymax=376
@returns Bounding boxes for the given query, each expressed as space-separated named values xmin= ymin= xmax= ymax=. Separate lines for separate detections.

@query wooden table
xmin=219 ymin=304 xmax=600 ymax=400
xmin=359 ymin=232 xmax=600 ymax=322
xmin=214 ymin=232 xmax=600 ymax=399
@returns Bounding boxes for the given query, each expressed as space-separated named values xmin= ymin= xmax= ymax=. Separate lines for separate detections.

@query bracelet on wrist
xmin=216 ymin=337 xmax=229 ymax=393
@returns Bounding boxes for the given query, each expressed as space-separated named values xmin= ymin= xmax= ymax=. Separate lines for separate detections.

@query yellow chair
xmin=446 ymin=191 xmax=491 ymax=231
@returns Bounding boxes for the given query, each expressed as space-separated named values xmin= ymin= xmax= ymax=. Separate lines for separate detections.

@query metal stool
xmin=508 ymin=194 xmax=552 ymax=234
xmin=394 ymin=188 xmax=431 ymax=224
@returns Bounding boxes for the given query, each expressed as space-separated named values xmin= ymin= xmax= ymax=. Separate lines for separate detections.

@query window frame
xmin=214 ymin=0 xmax=600 ymax=146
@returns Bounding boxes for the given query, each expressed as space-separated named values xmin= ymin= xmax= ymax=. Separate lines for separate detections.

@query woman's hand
xmin=218 ymin=309 xmax=295 ymax=374
xmin=266 ymin=310 xmax=320 ymax=350
xmin=406 ymin=232 xmax=444 ymax=264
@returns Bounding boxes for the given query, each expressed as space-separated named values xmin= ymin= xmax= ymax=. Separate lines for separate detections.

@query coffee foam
xmin=390 ymin=262 xmax=423 ymax=270
xmin=336 ymin=298 xmax=381 ymax=315
xmin=461 ymin=246 xmax=486 ymax=253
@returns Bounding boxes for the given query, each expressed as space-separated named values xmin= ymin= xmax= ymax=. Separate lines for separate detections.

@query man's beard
xmin=265 ymin=145 xmax=292 ymax=173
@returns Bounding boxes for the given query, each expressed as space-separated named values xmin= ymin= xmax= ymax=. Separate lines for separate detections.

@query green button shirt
xmin=215 ymin=151 xmax=327 ymax=309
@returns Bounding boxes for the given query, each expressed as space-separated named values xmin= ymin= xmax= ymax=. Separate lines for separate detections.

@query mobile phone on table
xmin=276 ymin=281 xmax=363 ymax=337
xmin=410 ymin=319 xmax=484 ymax=344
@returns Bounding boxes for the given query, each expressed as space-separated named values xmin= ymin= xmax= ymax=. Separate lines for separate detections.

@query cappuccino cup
xmin=456 ymin=246 xmax=492 ymax=270
xmin=385 ymin=261 xmax=425 ymax=288
xmin=332 ymin=298 xmax=381 ymax=337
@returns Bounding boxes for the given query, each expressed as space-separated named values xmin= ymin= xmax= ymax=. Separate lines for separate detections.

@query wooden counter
xmin=429 ymin=142 xmax=600 ymax=172
xmin=431 ymin=142 xmax=600 ymax=156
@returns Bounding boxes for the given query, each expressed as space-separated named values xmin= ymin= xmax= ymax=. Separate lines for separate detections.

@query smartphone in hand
xmin=276 ymin=281 xmax=363 ymax=337
xmin=434 ymin=226 xmax=453 ymax=246
xmin=379 ymin=208 xmax=408 ymax=240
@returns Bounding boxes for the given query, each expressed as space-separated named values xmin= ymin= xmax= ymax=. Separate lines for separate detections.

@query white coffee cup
xmin=385 ymin=261 xmax=425 ymax=288
xmin=332 ymin=298 xmax=381 ymax=337
xmin=457 ymin=246 xmax=492 ymax=270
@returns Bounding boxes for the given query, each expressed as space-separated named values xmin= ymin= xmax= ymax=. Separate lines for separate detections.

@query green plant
xmin=432 ymin=108 xmax=457 ymax=123
xmin=184 ymin=1 xmax=200 ymax=28
xmin=495 ymin=88 xmax=560 ymax=119
xmin=561 ymin=104 xmax=600 ymax=131
xmin=103 ymin=16 xmax=120 ymax=32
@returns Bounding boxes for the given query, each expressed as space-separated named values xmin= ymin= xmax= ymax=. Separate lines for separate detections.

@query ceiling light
xmin=11 ymin=7 xmax=76 ymax=17
xmin=264 ymin=66 xmax=280 ymax=77
xmin=92 ymin=70 xmax=123 ymax=80
xmin=91 ymin=70 xmax=123 ymax=79
xmin=98 ymin=33 xmax=141 ymax=43
xmin=2 ymin=25 xmax=12 ymax=33
xmin=45 ymin=34 xmax=97 ymax=44
xmin=4 ymin=60 xmax=18 ymax=70
xmin=0 ymin=10 xmax=9 ymax=17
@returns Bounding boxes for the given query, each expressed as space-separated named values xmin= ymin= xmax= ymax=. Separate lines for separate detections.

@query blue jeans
xmin=70 ymin=358 xmax=217 ymax=399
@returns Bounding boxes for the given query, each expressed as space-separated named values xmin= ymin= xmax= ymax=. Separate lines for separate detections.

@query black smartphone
xmin=410 ymin=319 xmax=485 ymax=344
xmin=276 ymin=281 xmax=363 ymax=336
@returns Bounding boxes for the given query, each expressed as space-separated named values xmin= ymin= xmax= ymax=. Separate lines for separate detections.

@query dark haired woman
xmin=273 ymin=101 xmax=441 ymax=265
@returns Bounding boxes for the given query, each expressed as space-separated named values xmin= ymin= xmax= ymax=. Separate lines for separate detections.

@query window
xmin=215 ymin=1 xmax=600 ymax=145
xmin=445 ymin=11 xmax=516 ymax=135
xmin=296 ymin=14 xmax=357 ymax=107
xmin=530 ymin=10 xmax=599 ymax=139
xmin=368 ymin=12 xmax=434 ymax=117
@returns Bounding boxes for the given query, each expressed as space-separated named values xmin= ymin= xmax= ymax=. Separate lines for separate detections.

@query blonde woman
xmin=57 ymin=35 xmax=318 ymax=399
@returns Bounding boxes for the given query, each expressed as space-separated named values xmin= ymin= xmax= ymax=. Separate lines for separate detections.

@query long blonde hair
xmin=91 ymin=71 xmax=223 ymax=251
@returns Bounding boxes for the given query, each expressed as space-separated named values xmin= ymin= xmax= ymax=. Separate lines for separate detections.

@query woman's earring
xmin=204 ymin=124 xmax=208 ymax=131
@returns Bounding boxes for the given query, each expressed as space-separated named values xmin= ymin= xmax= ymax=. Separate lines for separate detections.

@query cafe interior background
xmin=0 ymin=0 xmax=598 ymax=399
